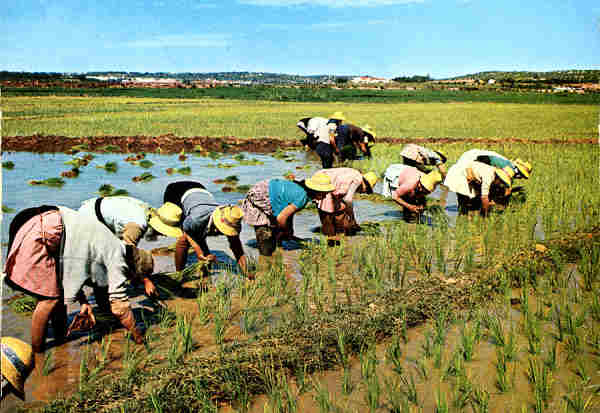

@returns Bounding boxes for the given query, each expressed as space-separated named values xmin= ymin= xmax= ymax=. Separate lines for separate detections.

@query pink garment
xmin=4 ymin=210 xmax=63 ymax=298
xmin=316 ymin=168 xmax=363 ymax=213
xmin=392 ymin=167 xmax=424 ymax=199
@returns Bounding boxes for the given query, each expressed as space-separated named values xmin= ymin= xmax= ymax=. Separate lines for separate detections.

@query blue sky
xmin=2 ymin=0 xmax=599 ymax=79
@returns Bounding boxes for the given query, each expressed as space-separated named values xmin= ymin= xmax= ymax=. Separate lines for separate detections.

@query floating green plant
xmin=2 ymin=205 xmax=15 ymax=213
xmin=60 ymin=167 xmax=80 ymax=178
xmin=132 ymin=172 xmax=155 ymax=182
xmin=28 ymin=177 xmax=65 ymax=187
xmin=96 ymin=161 xmax=118 ymax=173
xmin=64 ymin=157 xmax=89 ymax=168
xmin=99 ymin=144 xmax=120 ymax=152
xmin=8 ymin=294 xmax=37 ymax=314
xmin=166 ymin=166 xmax=191 ymax=175
xmin=2 ymin=161 xmax=15 ymax=169
xmin=238 ymin=158 xmax=264 ymax=166
xmin=97 ymin=184 xmax=129 ymax=197
xmin=207 ymin=151 xmax=222 ymax=160
xmin=137 ymin=159 xmax=154 ymax=168
xmin=70 ymin=143 xmax=90 ymax=152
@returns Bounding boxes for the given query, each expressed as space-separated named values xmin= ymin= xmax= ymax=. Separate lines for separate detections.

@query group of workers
xmin=1 ymin=117 xmax=533 ymax=400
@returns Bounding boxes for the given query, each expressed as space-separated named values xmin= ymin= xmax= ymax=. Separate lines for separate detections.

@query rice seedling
xmin=28 ymin=177 xmax=65 ymax=187
xmin=432 ymin=343 xmax=444 ymax=369
xmin=589 ymin=295 xmax=600 ymax=322
xmin=96 ymin=161 xmax=118 ymax=172
xmin=578 ymin=245 xmax=600 ymax=291
xmin=386 ymin=334 xmax=404 ymax=375
xmin=2 ymin=161 xmax=15 ymax=169
xmin=399 ymin=373 xmax=419 ymax=407
xmin=137 ymin=159 xmax=154 ymax=168
xmin=42 ymin=349 xmax=55 ymax=376
xmin=543 ymin=342 xmax=558 ymax=371
xmin=342 ymin=366 xmax=353 ymax=395
xmin=470 ymin=385 xmax=490 ymax=413
xmin=435 ymin=387 xmax=449 ymax=413
xmin=563 ymin=382 xmax=594 ymax=413
xmin=365 ymin=373 xmax=381 ymax=413
xmin=452 ymin=373 xmax=474 ymax=411
xmin=312 ymin=379 xmax=334 ymax=413
xmin=485 ymin=313 xmax=506 ymax=347
xmin=132 ymin=172 xmax=155 ymax=182
xmin=2 ymin=205 xmax=15 ymax=213
xmin=443 ymin=349 xmax=465 ymax=381
xmin=213 ymin=314 xmax=226 ymax=346
xmin=150 ymin=389 xmax=164 ymax=413
xmin=574 ymin=360 xmax=590 ymax=385
xmin=459 ymin=321 xmax=477 ymax=362
xmin=196 ymin=293 xmax=211 ymax=326
xmin=495 ymin=349 xmax=511 ymax=393
xmin=176 ymin=313 xmax=194 ymax=354
xmin=335 ymin=328 xmax=350 ymax=368
xmin=565 ymin=332 xmax=583 ymax=362
xmin=99 ymin=144 xmax=120 ymax=152
xmin=384 ymin=376 xmax=411 ymax=413
xmin=359 ymin=343 xmax=378 ymax=380
xmin=527 ymin=358 xmax=553 ymax=409
xmin=8 ymin=294 xmax=37 ymax=314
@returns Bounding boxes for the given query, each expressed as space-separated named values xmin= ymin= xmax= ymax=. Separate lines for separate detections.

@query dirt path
xmin=1 ymin=134 xmax=594 ymax=154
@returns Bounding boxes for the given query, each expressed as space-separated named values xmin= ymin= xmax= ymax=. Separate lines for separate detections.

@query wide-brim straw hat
xmin=420 ymin=170 xmax=443 ymax=193
xmin=361 ymin=124 xmax=377 ymax=139
xmin=495 ymin=168 xmax=512 ymax=188
xmin=131 ymin=247 xmax=154 ymax=277
xmin=328 ymin=111 xmax=346 ymax=121
xmin=305 ymin=172 xmax=335 ymax=192
xmin=212 ymin=205 xmax=244 ymax=237
xmin=148 ymin=202 xmax=183 ymax=238
xmin=1 ymin=337 xmax=34 ymax=400
xmin=503 ymin=165 xmax=516 ymax=179
xmin=513 ymin=158 xmax=532 ymax=179
xmin=362 ymin=171 xmax=378 ymax=194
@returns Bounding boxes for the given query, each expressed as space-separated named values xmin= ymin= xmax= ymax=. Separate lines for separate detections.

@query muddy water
xmin=1 ymin=150 xmax=457 ymax=410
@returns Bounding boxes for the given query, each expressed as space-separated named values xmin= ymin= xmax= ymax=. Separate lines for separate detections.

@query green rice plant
xmin=399 ymin=373 xmax=419 ymax=407
xmin=421 ymin=330 xmax=434 ymax=359
xmin=28 ymin=177 xmax=65 ymax=187
xmin=96 ymin=161 xmax=117 ymax=172
xmin=78 ymin=348 xmax=90 ymax=393
xmin=563 ymin=383 xmax=594 ymax=413
xmin=335 ymin=328 xmax=349 ymax=368
xmin=207 ymin=151 xmax=222 ymax=160
xmin=459 ymin=321 xmax=477 ymax=362
xmin=564 ymin=305 xmax=587 ymax=336
xmin=433 ymin=310 xmax=451 ymax=346
xmin=294 ymin=363 xmax=311 ymax=395
xmin=554 ymin=305 xmax=565 ymax=342
xmin=2 ymin=205 xmax=15 ymax=213
xmin=132 ymin=172 xmax=155 ymax=182
xmin=157 ymin=306 xmax=176 ymax=330
xmin=495 ymin=350 xmax=511 ymax=393
xmin=470 ymin=385 xmax=490 ymax=413
xmin=386 ymin=334 xmax=404 ymax=375
xmin=42 ymin=349 xmax=55 ymax=376
xmin=176 ymin=313 xmax=194 ymax=354
xmin=527 ymin=358 xmax=553 ymax=409
xmin=435 ymin=387 xmax=449 ymax=413
xmin=589 ymin=295 xmax=600 ymax=322
xmin=167 ymin=336 xmax=181 ymax=368
xmin=486 ymin=313 xmax=506 ymax=347
xmin=8 ymin=294 xmax=37 ymax=314
xmin=565 ymin=332 xmax=582 ymax=362
xmin=340 ymin=366 xmax=353 ymax=395
xmin=176 ymin=166 xmax=191 ymax=175
xmin=359 ymin=343 xmax=378 ymax=380
xmin=384 ymin=376 xmax=410 ymax=413
xmin=196 ymin=293 xmax=211 ymax=326
xmin=575 ymin=360 xmax=591 ymax=385
xmin=543 ymin=342 xmax=558 ymax=371
xmin=416 ymin=357 xmax=429 ymax=380
xmin=433 ymin=343 xmax=444 ymax=369
xmin=137 ymin=159 xmax=154 ymax=168
xmin=2 ymin=161 xmax=15 ymax=169
xmin=213 ymin=314 xmax=226 ymax=346
xmin=453 ymin=373 xmax=474 ymax=411
xmin=150 ymin=389 xmax=164 ymax=413
xmin=578 ymin=245 xmax=600 ymax=291
xmin=312 ymin=379 xmax=334 ymax=413
xmin=525 ymin=313 xmax=542 ymax=355
xmin=443 ymin=349 xmax=465 ymax=381
xmin=365 ymin=373 xmax=381 ymax=412
xmin=99 ymin=144 xmax=120 ymax=152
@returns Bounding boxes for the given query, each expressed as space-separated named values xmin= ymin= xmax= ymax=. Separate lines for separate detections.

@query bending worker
xmin=241 ymin=174 xmax=334 ymax=257
xmin=297 ymin=116 xmax=328 ymax=150
xmin=382 ymin=164 xmax=443 ymax=222
xmin=4 ymin=206 xmax=154 ymax=360
xmin=78 ymin=195 xmax=160 ymax=296
xmin=335 ymin=123 xmax=376 ymax=161
xmin=454 ymin=149 xmax=532 ymax=180
xmin=312 ymin=168 xmax=378 ymax=245
xmin=443 ymin=160 xmax=512 ymax=216
xmin=156 ymin=181 xmax=247 ymax=272
xmin=400 ymin=143 xmax=448 ymax=175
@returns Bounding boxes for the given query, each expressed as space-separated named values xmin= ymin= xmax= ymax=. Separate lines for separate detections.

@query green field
xmin=3 ymin=95 xmax=597 ymax=141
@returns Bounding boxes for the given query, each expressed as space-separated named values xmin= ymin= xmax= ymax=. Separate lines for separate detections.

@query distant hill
xmin=443 ymin=70 xmax=600 ymax=83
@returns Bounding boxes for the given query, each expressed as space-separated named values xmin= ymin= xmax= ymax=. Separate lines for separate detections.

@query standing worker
xmin=241 ymin=174 xmax=334 ymax=257
xmin=4 ymin=206 xmax=153 ymax=361
xmin=312 ymin=168 xmax=378 ymax=245
xmin=443 ymin=160 xmax=512 ymax=216
xmin=155 ymin=181 xmax=247 ymax=272
xmin=313 ymin=112 xmax=346 ymax=168
xmin=382 ymin=164 xmax=443 ymax=222
xmin=78 ymin=195 xmax=161 ymax=296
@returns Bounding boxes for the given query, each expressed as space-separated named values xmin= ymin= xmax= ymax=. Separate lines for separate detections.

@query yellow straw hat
xmin=305 ymin=173 xmax=335 ymax=192
xmin=212 ymin=205 xmax=244 ymax=237
xmin=328 ymin=111 xmax=346 ymax=121
xmin=1 ymin=337 xmax=34 ymax=400
xmin=503 ymin=165 xmax=516 ymax=179
xmin=513 ymin=159 xmax=532 ymax=179
xmin=495 ymin=167 xmax=512 ymax=188
xmin=361 ymin=124 xmax=376 ymax=138
xmin=362 ymin=171 xmax=378 ymax=193
xmin=420 ymin=170 xmax=443 ymax=193
xmin=148 ymin=202 xmax=183 ymax=238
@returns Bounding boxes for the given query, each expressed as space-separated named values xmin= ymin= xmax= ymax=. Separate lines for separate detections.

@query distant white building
xmin=351 ymin=76 xmax=390 ymax=84
xmin=487 ymin=79 xmax=496 ymax=85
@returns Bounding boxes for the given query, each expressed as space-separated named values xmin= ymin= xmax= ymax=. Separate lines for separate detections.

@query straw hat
xmin=362 ymin=171 xmax=378 ymax=194
xmin=305 ymin=173 xmax=335 ymax=192
xmin=361 ymin=124 xmax=377 ymax=138
xmin=1 ymin=337 xmax=34 ymax=400
xmin=148 ymin=202 xmax=183 ymax=238
xmin=131 ymin=247 xmax=154 ymax=277
xmin=420 ymin=170 xmax=443 ymax=193
xmin=212 ymin=205 xmax=244 ymax=237
xmin=513 ymin=158 xmax=532 ymax=179
xmin=328 ymin=111 xmax=346 ymax=121
xmin=495 ymin=167 xmax=512 ymax=188
xmin=502 ymin=165 xmax=516 ymax=179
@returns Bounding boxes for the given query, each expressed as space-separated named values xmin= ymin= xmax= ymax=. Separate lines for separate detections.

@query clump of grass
xmin=386 ymin=334 xmax=404 ymax=375
xmin=97 ymin=184 xmax=128 ymax=197
xmin=96 ymin=161 xmax=118 ymax=172
xmin=42 ymin=349 xmax=55 ymax=376
xmin=2 ymin=161 xmax=15 ymax=169
xmin=2 ymin=205 xmax=16 ymax=213
xmin=132 ymin=172 xmax=155 ymax=182
xmin=527 ymin=358 xmax=553 ymax=410
xmin=99 ymin=144 xmax=120 ymax=152
xmin=28 ymin=177 xmax=65 ymax=187
xmin=137 ymin=159 xmax=154 ymax=168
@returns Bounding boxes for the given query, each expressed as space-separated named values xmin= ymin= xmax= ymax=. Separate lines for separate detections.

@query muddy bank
xmin=2 ymin=134 xmax=594 ymax=154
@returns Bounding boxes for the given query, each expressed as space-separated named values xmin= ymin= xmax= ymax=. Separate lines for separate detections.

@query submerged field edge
xmin=2 ymin=134 xmax=595 ymax=155
xmin=38 ymin=227 xmax=600 ymax=413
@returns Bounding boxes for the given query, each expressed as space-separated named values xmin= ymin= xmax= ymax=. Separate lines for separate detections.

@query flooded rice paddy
xmin=1 ymin=149 xmax=459 ymax=411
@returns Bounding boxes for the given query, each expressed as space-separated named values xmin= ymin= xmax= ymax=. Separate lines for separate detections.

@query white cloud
xmin=124 ymin=34 xmax=230 ymax=48
xmin=239 ymin=0 xmax=423 ymax=7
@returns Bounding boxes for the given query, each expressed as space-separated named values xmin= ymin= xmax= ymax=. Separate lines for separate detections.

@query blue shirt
xmin=268 ymin=179 xmax=308 ymax=217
